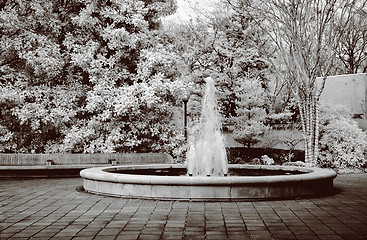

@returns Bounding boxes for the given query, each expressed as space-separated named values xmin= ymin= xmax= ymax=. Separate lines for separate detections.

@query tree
xmin=231 ymin=74 xmax=269 ymax=147
xmin=62 ymin=0 xmax=179 ymax=154
xmin=161 ymin=1 xmax=279 ymax=147
xmin=334 ymin=3 xmax=367 ymax=73
xmin=233 ymin=0 xmax=364 ymax=166
xmin=0 ymin=0 xmax=179 ymax=154
xmin=0 ymin=0 xmax=84 ymax=152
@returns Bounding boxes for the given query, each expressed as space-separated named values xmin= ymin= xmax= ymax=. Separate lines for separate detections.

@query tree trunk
xmin=299 ymin=95 xmax=319 ymax=167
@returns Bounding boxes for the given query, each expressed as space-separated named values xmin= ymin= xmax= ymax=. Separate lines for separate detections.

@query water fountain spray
xmin=186 ymin=77 xmax=228 ymax=177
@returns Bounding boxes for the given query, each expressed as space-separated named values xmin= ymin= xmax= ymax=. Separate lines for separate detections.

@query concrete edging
xmin=80 ymin=164 xmax=337 ymax=201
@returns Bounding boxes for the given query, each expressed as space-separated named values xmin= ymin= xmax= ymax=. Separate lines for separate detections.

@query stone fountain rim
xmin=80 ymin=163 xmax=337 ymax=186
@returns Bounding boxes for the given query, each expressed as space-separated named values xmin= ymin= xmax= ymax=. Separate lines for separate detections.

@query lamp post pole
xmin=183 ymin=99 xmax=188 ymax=141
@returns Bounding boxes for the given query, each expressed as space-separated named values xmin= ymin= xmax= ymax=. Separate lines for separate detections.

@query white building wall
xmin=316 ymin=73 xmax=367 ymax=118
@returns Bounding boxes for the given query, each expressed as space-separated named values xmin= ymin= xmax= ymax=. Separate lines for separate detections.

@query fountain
xmin=187 ymin=77 xmax=228 ymax=177
xmin=80 ymin=77 xmax=336 ymax=201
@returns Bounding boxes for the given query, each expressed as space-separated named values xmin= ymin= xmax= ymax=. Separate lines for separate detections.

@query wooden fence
xmin=0 ymin=153 xmax=173 ymax=166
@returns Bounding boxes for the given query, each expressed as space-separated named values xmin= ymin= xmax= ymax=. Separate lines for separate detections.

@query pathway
xmin=1 ymin=174 xmax=367 ymax=240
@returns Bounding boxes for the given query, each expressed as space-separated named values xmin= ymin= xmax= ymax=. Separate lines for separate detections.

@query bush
xmin=227 ymin=147 xmax=305 ymax=164
xmin=260 ymin=155 xmax=274 ymax=165
xmin=256 ymin=127 xmax=303 ymax=150
xmin=318 ymin=105 xmax=367 ymax=171
xmin=282 ymin=161 xmax=305 ymax=167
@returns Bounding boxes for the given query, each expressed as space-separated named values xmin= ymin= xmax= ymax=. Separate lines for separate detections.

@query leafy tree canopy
xmin=0 ymin=0 xmax=182 ymax=154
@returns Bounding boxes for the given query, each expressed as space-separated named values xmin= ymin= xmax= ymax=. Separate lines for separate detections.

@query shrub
xmin=254 ymin=125 xmax=304 ymax=165
xmin=260 ymin=155 xmax=274 ymax=165
xmin=232 ymin=120 xmax=269 ymax=148
xmin=257 ymin=128 xmax=303 ymax=155
xmin=318 ymin=105 xmax=367 ymax=171
xmin=282 ymin=161 xmax=305 ymax=167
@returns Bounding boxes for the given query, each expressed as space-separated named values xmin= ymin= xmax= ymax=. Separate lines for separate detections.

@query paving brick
xmin=294 ymin=234 xmax=320 ymax=240
xmin=0 ymin=174 xmax=367 ymax=240
xmin=97 ymin=227 xmax=121 ymax=236
xmin=71 ymin=236 xmax=93 ymax=240
xmin=93 ymin=236 xmax=116 ymax=240
xmin=250 ymin=233 xmax=273 ymax=240
xmin=9 ymin=231 xmax=37 ymax=238
xmin=272 ymin=233 xmax=296 ymax=240
xmin=49 ymin=237 xmax=73 ymax=240
xmin=228 ymin=232 xmax=251 ymax=240
xmin=318 ymin=234 xmax=344 ymax=240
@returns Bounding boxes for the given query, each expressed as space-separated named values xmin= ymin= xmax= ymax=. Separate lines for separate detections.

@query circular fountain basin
xmin=80 ymin=164 xmax=336 ymax=201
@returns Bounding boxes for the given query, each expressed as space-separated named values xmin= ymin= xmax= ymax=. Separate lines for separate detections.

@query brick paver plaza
xmin=1 ymin=174 xmax=367 ymax=240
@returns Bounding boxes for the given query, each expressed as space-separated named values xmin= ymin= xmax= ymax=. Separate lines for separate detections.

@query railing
xmin=0 ymin=153 xmax=173 ymax=166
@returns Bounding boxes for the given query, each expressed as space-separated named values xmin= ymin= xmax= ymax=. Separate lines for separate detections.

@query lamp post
xmin=182 ymin=92 xmax=191 ymax=141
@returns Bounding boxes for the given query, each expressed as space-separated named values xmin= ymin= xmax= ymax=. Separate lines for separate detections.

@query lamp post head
xmin=182 ymin=90 xmax=191 ymax=103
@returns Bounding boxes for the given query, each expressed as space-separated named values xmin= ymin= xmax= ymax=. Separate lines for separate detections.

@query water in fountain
xmin=186 ymin=77 xmax=228 ymax=177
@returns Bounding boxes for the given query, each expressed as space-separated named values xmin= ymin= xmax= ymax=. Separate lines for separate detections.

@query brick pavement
xmin=0 ymin=174 xmax=367 ymax=240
